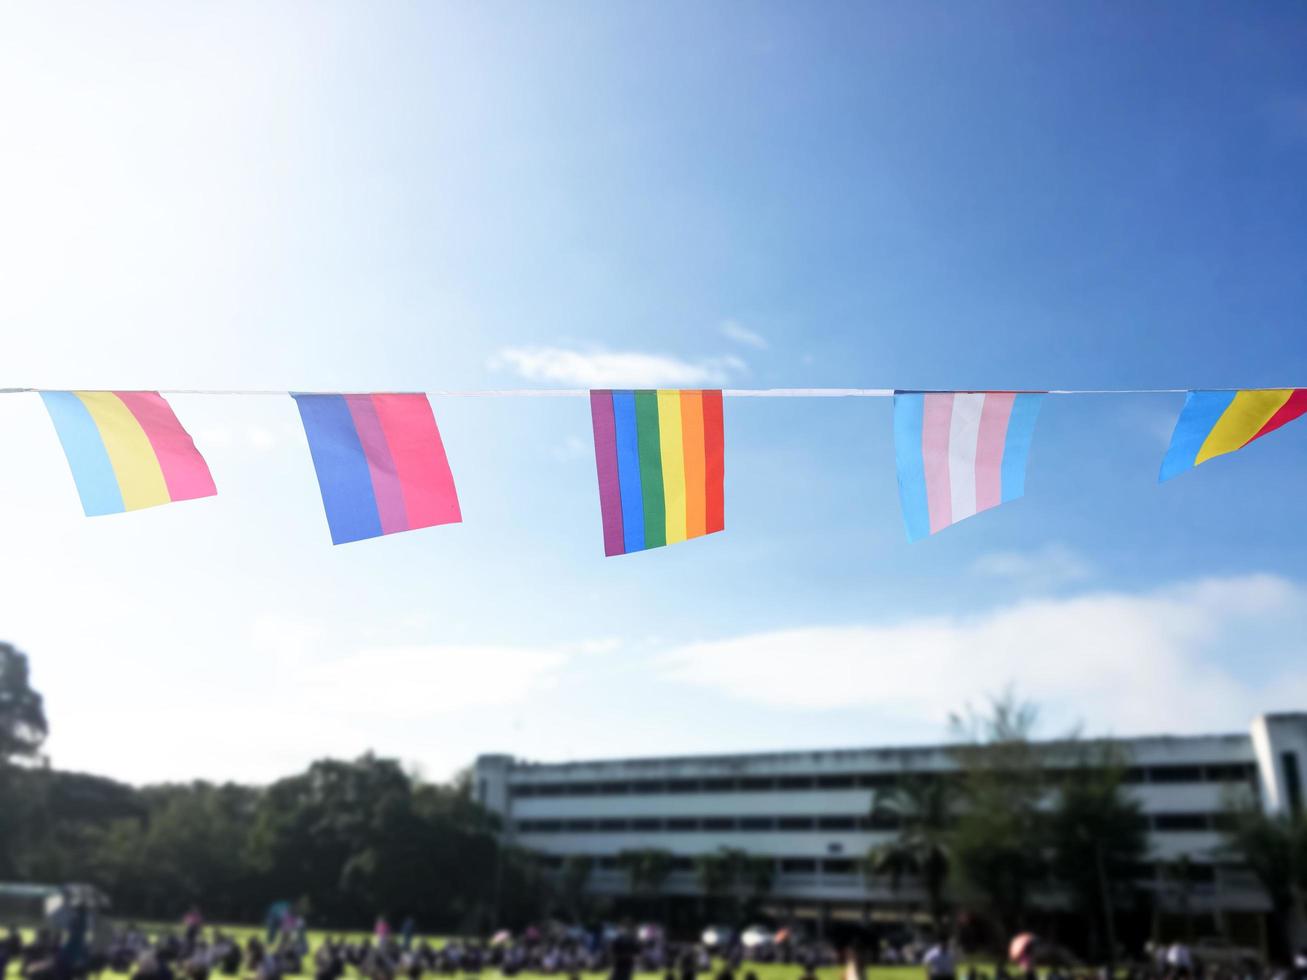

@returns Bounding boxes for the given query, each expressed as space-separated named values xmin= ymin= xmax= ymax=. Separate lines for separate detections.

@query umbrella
xmin=1009 ymin=933 xmax=1037 ymax=965
xmin=491 ymin=930 xmax=512 ymax=947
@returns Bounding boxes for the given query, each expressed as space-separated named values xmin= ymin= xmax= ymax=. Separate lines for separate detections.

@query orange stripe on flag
xmin=681 ymin=390 xmax=706 ymax=539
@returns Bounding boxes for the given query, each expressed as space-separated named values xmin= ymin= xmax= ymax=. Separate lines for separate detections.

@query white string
xmin=0 ymin=386 xmax=1295 ymax=397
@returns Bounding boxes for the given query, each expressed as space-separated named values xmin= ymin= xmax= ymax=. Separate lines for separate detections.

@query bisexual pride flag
xmin=589 ymin=389 xmax=724 ymax=556
xmin=41 ymin=390 xmax=216 ymax=516
xmin=1160 ymin=389 xmax=1307 ymax=481
xmin=894 ymin=391 xmax=1043 ymax=541
xmin=293 ymin=393 xmax=461 ymax=544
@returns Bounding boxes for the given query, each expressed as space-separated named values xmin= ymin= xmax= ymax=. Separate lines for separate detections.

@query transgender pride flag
xmin=893 ymin=391 xmax=1044 ymax=541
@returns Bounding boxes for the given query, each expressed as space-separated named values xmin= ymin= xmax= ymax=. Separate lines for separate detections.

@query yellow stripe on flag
xmin=75 ymin=392 xmax=171 ymax=510
xmin=1196 ymin=389 xmax=1293 ymax=465
xmin=657 ymin=389 xmax=687 ymax=544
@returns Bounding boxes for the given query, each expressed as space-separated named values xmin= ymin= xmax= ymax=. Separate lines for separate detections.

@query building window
xmin=702 ymin=817 xmax=736 ymax=831
xmin=822 ymin=859 xmax=856 ymax=874
xmin=667 ymin=817 xmax=699 ymax=831
xmin=779 ymin=776 xmax=815 ymax=790
xmin=739 ymin=778 xmax=775 ymax=791
xmin=597 ymin=819 xmax=629 ymax=832
xmin=817 ymin=775 xmax=855 ymax=789
xmin=1282 ymin=752 xmax=1302 ymax=815
xmin=1152 ymin=813 xmax=1211 ymax=831
xmin=630 ymin=818 xmax=662 ymax=831
xmin=739 ymin=817 xmax=776 ymax=831
xmin=564 ymin=819 xmax=596 ymax=832
xmin=1147 ymin=765 xmax=1206 ymax=783
xmin=781 ymin=858 xmax=817 ymax=874
xmin=630 ymin=780 xmax=665 ymax=794
xmin=1204 ymin=763 xmax=1256 ymax=783
xmin=666 ymin=780 xmax=700 ymax=793
xmin=859 ymin=774 xmax=898 ymax=788
xmin=778 ymin=816 xmax=815 ymax=830
xmin=701 ymin=778 xmax=736 ymax=792
xmin=600 ymin=782 xmax=630 ymax=795
xmin=817 ymin=816 xmax=857 ymax=830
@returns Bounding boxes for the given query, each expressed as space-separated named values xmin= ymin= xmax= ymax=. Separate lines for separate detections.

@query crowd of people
xmin=3 ymin=911 xmax=1306 ymax=980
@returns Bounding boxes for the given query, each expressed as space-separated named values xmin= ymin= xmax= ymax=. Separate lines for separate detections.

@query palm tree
xmin=867 ymin=774 xmax=955 ymax=933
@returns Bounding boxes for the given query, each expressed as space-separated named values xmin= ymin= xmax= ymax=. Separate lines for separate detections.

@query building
xmin=474 ymin=713 xmax=1307 ymax=942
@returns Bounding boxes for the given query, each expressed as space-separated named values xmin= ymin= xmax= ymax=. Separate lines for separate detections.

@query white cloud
xmin=490 ymin=346 xmax=746 ymax=387
xmin=303 ymin=644 xmax=572 ymax=717
xmin=971 ymin=543 xmax=1094 ymax=586
xmin=720 ymin=320 xmax=769 ymax=350
xmin=657 ymin=575 xmax=1307 ymax=735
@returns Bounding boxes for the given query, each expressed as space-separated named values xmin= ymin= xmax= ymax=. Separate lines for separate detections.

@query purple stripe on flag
xmin=590 ymin=390 xmax=625 ymax=556
xmin=345 ymin=394 xmax=410 ymax=535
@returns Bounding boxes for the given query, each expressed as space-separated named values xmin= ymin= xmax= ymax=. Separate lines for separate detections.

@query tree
xmin=560 ymin=855 xmax=595 ymax=920
xmin=618 ymin=848 xmax=675 ymax=919
xmin=0 ymin=643 xmax=47 ymax=763
xmin=948 ymin=692 xmax=1049 ymax=939
xmin=1220 ymin=804 xmax=1307 ymax=960
xmin=867 ymin=775 xmax=956 ymax=934
xmin=1048 ymin=744 xmax=1147 ymax=967
xmin=695 ymin=849 xmax=737 ymax=922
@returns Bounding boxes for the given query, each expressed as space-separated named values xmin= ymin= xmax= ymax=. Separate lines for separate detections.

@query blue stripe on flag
xmin=1159 ymin=390 xmax=1236 ymax=482
xmin=40 ymin=391 xmax=126 ymax=516
xmin=611 ymin=390 xmax=646 ymax=553
xmin=293 ymin=394 xmax=382 ymax=544
xmin=1000 ymin=393 xmax=1043 ymax=503
xmin=893 ymin=393 xmax=931 ymax=542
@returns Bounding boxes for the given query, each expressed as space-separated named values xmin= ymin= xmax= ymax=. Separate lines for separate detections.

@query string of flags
xmin=11 ymin=386 xmax=1307 ymax=553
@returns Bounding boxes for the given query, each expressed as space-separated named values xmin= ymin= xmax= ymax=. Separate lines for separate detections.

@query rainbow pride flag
xmin=293 ymin=393 xmax=461 ymax=544
xmin=894 ymin=391 xmax=1043 ymax=541
xmin=589 ymin=389 xmax=724 ymax=556
xmin=40 ymin=391 xmax=216 ymax=516
xmin=1160 ymin=389 xmax=1307 ymax=481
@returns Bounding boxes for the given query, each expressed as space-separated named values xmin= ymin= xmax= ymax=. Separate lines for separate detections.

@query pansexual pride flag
xmin=292 ymin=393 xmax=461 ymax=545
xmin=1160 ymin=389 xmax=1307 ymax=481
xmin=894 ymin=391 xmax=1043 ymax=541
xmin=40 ymin=390 xmax=216 ymax=516
xmin=589 ymin=389 xmax=724 ymax=556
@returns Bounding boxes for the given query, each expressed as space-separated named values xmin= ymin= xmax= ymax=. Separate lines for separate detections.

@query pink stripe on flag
xmin=114 ymin=391 xmax=217 ymax=502
xmin=345 ymin=394 xmax=410 ymax=535
xmin=921 ymin=393 xmax=955 ymax=534
xmin=371 ymin=394 xmax=462 ymax=530
xmin=974 ymin=392 xmax=1015 ymax=513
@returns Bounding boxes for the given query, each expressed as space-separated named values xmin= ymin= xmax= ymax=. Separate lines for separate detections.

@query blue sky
xmin=2 ymin=1 xmax=1306 ymax=784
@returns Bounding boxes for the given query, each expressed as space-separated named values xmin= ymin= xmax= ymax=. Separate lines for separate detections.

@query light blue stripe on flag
xmin=893 ymin=393 xmax=930 ymax=542
xmin=40 ymin=391 xmax=125 ymax=516
xmin=611 ymin=390 xmax=645 ymax=553
xmin=1000 ymin=394 xmax=1043 ymax=503
xmin=1159 ymin=391 xmax=1236 ymax=482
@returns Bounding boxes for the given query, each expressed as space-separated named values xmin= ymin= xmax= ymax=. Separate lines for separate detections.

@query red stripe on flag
xmin=1248 ymin=389 xmax=1307 ymax=445
xmin=702 ymin=390 xmax=725 ymax=534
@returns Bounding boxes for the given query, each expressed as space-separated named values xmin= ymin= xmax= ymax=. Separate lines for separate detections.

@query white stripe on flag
xmin=948 ymin=392 xmax=986 ymax=522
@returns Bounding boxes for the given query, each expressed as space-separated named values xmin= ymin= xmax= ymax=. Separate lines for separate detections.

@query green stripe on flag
xmin=634 ymin=390 xmax=666 ymax=548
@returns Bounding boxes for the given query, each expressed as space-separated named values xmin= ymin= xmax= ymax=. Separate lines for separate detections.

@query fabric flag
xmin=292 ymin=393 xmax=461 ymax=545
xmin=589 ymin=389 xmax=724 ymax=556
xmin=1160 ymin=389 xmax=1307 ymax=481
xmin=40 ymin=390 xmax=216 ymax=516
xmin=894 ymin=391 xmax=1043 ymax=541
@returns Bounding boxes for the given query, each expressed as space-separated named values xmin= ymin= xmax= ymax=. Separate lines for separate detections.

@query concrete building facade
xmin=474 ymin=713 xmax=1307 ymax=935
